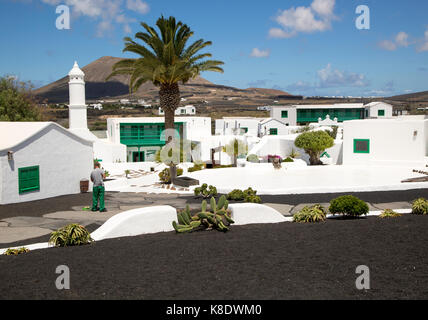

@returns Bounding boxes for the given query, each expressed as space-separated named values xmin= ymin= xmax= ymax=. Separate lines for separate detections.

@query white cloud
xmin=395 ymin=32 xmax=409 ymax=47
xmin=378 ymin=40 xmax=397 ymax=51
xmin=269 ymin=0 xmax=336 ymax=38
xmin=287 ymin=63 xmax=369 ymax=93
xmin=250 ymin=48 xmax=271 ymax=58
xmin=126 ymin=0 xmax=149 ymax=14
xmin=318 ymin=63 xmax=369 ymax=88
xmin=40 ymin=0 xmax=149 ymax=37
xmin=379 ymin=31 xmax=409 ymax=51
xmin=418 ymin=28 xmax=428 ymax=52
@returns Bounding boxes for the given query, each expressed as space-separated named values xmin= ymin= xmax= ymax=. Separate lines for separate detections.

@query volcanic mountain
xmin=34 ymin=56 xmax=291 ymax=104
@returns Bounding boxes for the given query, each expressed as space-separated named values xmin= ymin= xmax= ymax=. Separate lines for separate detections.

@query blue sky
xmin=0 ymin=0 xmax=427 ymax=97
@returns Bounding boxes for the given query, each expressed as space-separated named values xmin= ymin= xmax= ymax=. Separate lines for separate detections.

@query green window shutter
xmin=378 ymin=110 xmax=385 ymax=116
xmin=270 ymin=128 xmax=278 ymax=135
xmin=18 ymin=166 xmax=40 ymax=194
xmin=281 ymin=110 xmax=288 ymax=118
xmin=241 ymin=127 xmax=248 ymax=133
xmin=354 ymin=139 xmax=370 ymax=154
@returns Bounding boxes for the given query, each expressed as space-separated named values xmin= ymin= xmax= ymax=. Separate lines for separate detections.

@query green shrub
xmin=283 ymin=157 xmax=294 ymax=163
xmin=194 ymin=183 xmax=218 ymax=198
xmin=227 ymin=189 xmax=245 ymax=201
xmin=188 ymin=163 xmax=205 ymax=173
xmin=379 ymin=209 xmax=402 ymax=219
xmin=49 ymin=224 xmax=93 ymax=247
xmin=246 ymin=154 xmax=260 ymax=163
xmin=329 ymin=195 xmax=369 ymax=217
xmin=227 ymin=187 xmax=261 ymax=203
xmin=4 ymin=247 xmax=30 ymax=255
xmin=411 ymin=198 xmax=428 ymax=215
xmin=293 ymin=205 xmax=327 ymax=223
xmin=158 ymin=167 xmax=183 ymax=184
xmin=245 ymin=195 xmax=262 ymax=203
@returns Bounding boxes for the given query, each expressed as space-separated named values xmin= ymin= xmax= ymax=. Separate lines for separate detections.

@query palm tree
xmin=107 ymin=16 xmax=224 ymax=181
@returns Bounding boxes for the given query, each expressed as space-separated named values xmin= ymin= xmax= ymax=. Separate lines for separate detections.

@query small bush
xmin=246 ymin=154 xmax=260 ymax=163
xmin=227 ymin=188 xmax=262 ymax=203
xmin=158 ymin=168 xmax=183 ymax=184
xmin=283 ymin=157 xmax=294 ymax=163
xmin=227 ymin=189 xmax=245 ymax=201
xmin=194 ymin=184 xmax=218 ymax=198
xmin=188 ymin=163 xmax=205 ymax=173
xmin=293 ymin=205 xmax=327 ymax=223
xmin=411 ymin=198 xmax=428 ymax=215
xmin=329 ymin=195 xmax=369 ymax=217
xmin=4 ymin=247 xmax=30 ymax=255
xmin=379 ymin=209 xmax=402 ymax=219
xmin=49 ymin=224 xmax=93 ymax=247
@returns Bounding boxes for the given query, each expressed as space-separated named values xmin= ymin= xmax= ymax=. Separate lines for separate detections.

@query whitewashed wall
xmin=0 ymin=126 xmax=93 ymax=204
xmin=343 ymin=119 xmax=428 ymax=166
xmin=270 ymin=107 xmax=297 ymax=126
xmin=365 ymin=103 xmax=393 ymax=118
xmin=94 ymin=140 xmax=127 ymax=163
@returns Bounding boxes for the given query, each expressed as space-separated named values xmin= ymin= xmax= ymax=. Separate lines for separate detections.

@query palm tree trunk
xmin=159 ymin=83 xmax=181 ymax=184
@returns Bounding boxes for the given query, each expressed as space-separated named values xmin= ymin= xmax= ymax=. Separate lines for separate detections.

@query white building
xmin=270 ymin=102 xmax=393 ymax=126
xmin=158 ymin=105 xmax=196 ymax=116
xmin=215 ymin=117 xmax=292 ymax=137
xmin=343 ymin=118 xmax=428 ymax=167
xmin=0 ymin=122 xmax=93 ymax=204
xmin=106 ymin=117 xmax=212 ymax=162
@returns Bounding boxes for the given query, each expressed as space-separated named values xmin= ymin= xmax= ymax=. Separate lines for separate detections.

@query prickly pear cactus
xmin=172 ymin=195 xmax=234 ymax=233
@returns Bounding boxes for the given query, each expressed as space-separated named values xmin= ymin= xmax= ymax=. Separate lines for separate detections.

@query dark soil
xmin=0 ymin=192 xmax=120 ymax=220
xmin=1 ymin=214 xmax=428 ymax=300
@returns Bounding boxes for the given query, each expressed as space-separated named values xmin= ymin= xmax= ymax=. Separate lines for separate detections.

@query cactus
xmin=172 ymin=195 xmax=234 ymax=234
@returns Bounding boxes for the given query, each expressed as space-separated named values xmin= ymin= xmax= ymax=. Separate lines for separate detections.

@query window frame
xmin=18 ymin=165 xmax=40 ymax=194
xmin=353 ymin=139 xmax=370 ymax=154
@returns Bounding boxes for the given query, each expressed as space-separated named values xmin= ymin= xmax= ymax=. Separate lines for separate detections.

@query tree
xmin=223 ymin=139 xmax=248 ymax=167
xmin=107 ymin=16 xmax=224 ymax=182
xmin=294 ymin=131 xmax=334 ymax=166
xmin=0 ymin=76 xmax=41 ymax=121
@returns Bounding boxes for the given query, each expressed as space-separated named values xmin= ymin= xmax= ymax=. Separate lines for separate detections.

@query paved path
xmin=1 ymin=189 xmax=427 ymax=247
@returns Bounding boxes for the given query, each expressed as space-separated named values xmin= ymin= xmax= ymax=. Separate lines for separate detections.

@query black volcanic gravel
xmin=1 ymin=214 xmax=428 ymax=300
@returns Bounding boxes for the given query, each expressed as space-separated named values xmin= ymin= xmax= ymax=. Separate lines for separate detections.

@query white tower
xmin=68 ymin=61 xmax=97 ymax=141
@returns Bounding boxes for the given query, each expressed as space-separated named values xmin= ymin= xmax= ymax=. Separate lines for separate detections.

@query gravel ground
xmin=1 ymin=214 xmax=427 ymax=300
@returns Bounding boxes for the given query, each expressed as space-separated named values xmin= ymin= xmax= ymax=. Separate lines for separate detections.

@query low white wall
xmin=230 ymin=203 xmax=287 ymax=225
xmin=94 ymin=140 xmax=127 ymax=163
xmin=91 ymin=206 xmax=177 ymax=241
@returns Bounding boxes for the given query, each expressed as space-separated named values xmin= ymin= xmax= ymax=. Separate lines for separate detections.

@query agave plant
xmin=49 ymin=224 xmax=93 ymax=247
xmin=4 ymin=247 xmax=30 ymax=256
xmin=411 ymin=198 xmax=428 ymax=215
xmin=379 ymin=209 xmax=402 ymax=219
xmin=293 ymin=205 xmax=327 ymax=223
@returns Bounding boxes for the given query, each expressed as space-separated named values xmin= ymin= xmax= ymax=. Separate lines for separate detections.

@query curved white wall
xmin=91 ymin=205 xmax=177 ymax=241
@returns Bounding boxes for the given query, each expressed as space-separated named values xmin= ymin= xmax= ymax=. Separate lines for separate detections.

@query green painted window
xmin=281 ymin=110 xmax=288 ymax=118
xmin=270 ymin=128 xmax=278 ymax=135
xmin=18 ymin=166 xmax=40 ymax=194
xmin=378 ymin=110 xmax=385 ymax=116
xmin=354 ymin=139 xmax=370 ymax=154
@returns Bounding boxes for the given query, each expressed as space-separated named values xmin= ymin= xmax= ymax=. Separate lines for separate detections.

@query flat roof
xmin=272 ymin=103 xmax=365 ymax=109
xmin=108 ymin=116 xmax=211 ymax=123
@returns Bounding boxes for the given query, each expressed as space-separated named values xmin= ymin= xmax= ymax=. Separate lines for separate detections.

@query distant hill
xmin=34 ymin=56 xmax=292 ymax=104
xmin=388 ymin=91 xmax=428 ymax=102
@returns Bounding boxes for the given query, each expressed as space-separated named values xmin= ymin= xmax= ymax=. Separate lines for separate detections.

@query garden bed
xmin=1 ymin=214 xmax=428 ymax=299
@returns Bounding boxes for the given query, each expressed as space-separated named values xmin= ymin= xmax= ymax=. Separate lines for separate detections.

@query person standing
xmin=90 ymin=162 xmax=107 ymax=212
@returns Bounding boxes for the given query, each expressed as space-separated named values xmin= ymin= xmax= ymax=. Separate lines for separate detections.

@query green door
xmin=132 ymin=151 xmax=145 ymax=162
